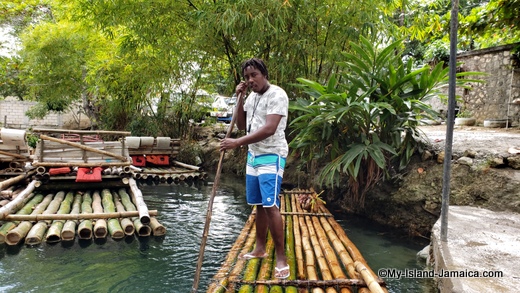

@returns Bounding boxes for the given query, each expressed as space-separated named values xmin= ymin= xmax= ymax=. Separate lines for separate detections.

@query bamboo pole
xmin=298 ymin=207 xmax=324 ymax=293
xmin=283 ymin=195 xmax=298 ymax=292
xmin=172 ymin=160 xmax=201 ymax=171
xmin=61 ymin=192 xmax=82 ymax=241
xmin=149 ymin=217 xmax=166 ymax=236
xmin=32 ymin=128 xmax=131 ymax=135
xmin=26 ymin=191 xmax=66 ymax=245
xmin=0 ymin=180 xmax=39 ymax=219
xmin=0 ymin=170 xmax=34 ymax=191
xmin=78 ymin=191 xmax=93 ymax=240
xmin=117 ymin=188 xmax=151 ymax=237
xmin=0 ymin=149 xmax=28 ymax=159
xmin=46 ymin=191 xmax=74 ymax=243
xmin=38 ymin=134 xmax=128 ymax=162
xmin=128 ymin=178 xmax=150 ymax=225
xmin=32 ymin=161 xmax=131 ymax=168
xmin=317 ymin=211 xmax=359 ymax=279
xmin=193 ymin=92 xmax=244 ymax=293
xmin=113 ymin=192 xmax=135 ymax=236
xmin=290 ymin=194 xmax=306 ymax=281
xmin=233 ymin=278 xmax=380 ymax=287
xmin=3 ymin=210 xmax=159 ymax=221
xmin=305 ymin=214 xmax=336 ymax=293
xmin=354 ymin=261 xmax=385 ymax=293
xmin=101 ymin=189 xmax=124 ymax=239
xmin=0 ymin=194 xmax=44 ymax=244
xmin=92 ymin=190 xmax=107 ymax=239
xmin=311 ymin=216 xmax=352 ymax=293
xmin=207 ymin=212 xmax=256 ymax=293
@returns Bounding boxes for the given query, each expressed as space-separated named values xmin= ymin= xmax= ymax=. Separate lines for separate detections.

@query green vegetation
xmin=289 ymin=36 xmax=481 ymax=206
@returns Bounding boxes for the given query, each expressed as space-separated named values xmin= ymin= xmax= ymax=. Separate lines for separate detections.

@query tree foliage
xmin=289 ymin=36 xmax=482 ymax=206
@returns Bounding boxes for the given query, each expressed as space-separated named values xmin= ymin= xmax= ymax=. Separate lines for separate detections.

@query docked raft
xmin=207 ymin=190 xmax=388 ymax=293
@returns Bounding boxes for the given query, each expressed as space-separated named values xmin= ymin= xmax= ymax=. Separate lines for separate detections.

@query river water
xmin=0 ymin=175 xmax=437 ymax=292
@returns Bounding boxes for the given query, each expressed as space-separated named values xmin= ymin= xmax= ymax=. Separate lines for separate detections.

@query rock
xmin=421 ymin=150 xmax=432 ymax=161
xmin=463 ymin=149 xmax=477 ymax=158
xmin=507 ymin=155 xmax=520 ymax=169
xmin=457 ymin=157 xmax=473 ymax=166
xmin=489 ymin=157 xmax=505 ymax=168
xmin=437 ymin=151 xmax=445 ymax=164
xmin=417 ymin=244 xmax=430 ymax=261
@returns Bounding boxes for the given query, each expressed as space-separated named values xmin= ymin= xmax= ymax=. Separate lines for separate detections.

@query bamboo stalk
xmin=298 ymin=208 xmax=324 ymax=293
xmin=149 ymin=217 xmax=166 ymax=236
xmin=101 ymin=189 xmax=124 ymax=239
xmin=61 ymin=192 xmax=82 ymax=241
xmin=233 ymin=278 xmax=381 ymax=287
xmin=354 ymin=261 xmax=385 ymax=293
xmin=207 ymin=213 xmax=256 ymax=293
xmin=46 ymin=191 xmax=74 ymax=243
xmin=26 ymin=191 xmax=66 ymax=245
xmin=78 ymin=191 xmax=93 ymax=240
xmin=305 ymin=214 xmax=336 ymax=293
xmin=0 ymin=194 xmax=44 ymax=244
xmin=290 ymin=194 xmax=306 ymax=281
xmin=92 ymin=190 xmax=107 ymax=239
xmin=117 ymin=188 xmax=151 ymax=237
xmin=281 ymin=211 xmax=333 ymax=217
xmin=5 ymin=193 xmax=53 ymax=245
xmin=0 ymin=149 xmax=28 ymax=159
xmin=0 ymin=180 xmax=39 ymax=219
xmin=38 ymin=134 xmax=128 ymax=162
xmin=113 ymin=192 xmax=135 ymax=236
xmin=128 ymin=178 xmax=150 ymax=225
xmin=171 ymin=160 xmax=201 ymax=171
xmin=32 ymin=128 xmax=131 ymax=135
xmin=282 ymin=195 xmax=298 ymax=293
xmin=32 ymin=162 xmax=131 ymax=168
xmin=0 ymin=171 xmax=34 ymax=191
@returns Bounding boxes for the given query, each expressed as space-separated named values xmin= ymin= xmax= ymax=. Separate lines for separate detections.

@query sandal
xmin=239 ymin=252 xmax=268 ymax=260
xmin=274 ymin=265 xmax=290 ymax=279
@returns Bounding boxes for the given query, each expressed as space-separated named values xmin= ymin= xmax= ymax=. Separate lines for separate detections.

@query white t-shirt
xmin=243 ymin=84 xmax=289 ymax=157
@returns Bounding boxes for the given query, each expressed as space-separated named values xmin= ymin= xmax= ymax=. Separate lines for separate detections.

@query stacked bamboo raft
xmin=207 ymin=190 xmax=388 ymax=293
xmin=0 ymin=185 xmax=166 ymax=246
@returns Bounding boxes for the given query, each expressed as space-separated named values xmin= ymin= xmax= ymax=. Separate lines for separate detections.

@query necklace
xmin=248 ymin=94 xmax=261 ymax=133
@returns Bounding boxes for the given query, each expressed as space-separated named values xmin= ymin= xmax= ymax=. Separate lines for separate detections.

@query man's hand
xmin=220 ymin=138 xmax=240 ymax=151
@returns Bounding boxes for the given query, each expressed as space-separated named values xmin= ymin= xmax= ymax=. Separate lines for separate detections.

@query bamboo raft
xmin=207 ymin=190 xmax=388 ymax=293
xmin=0 ymin=185 xmax=165 ymax=246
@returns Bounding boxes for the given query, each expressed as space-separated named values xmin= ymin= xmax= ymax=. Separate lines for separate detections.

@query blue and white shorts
xmin=245 ymin=152 xmax=286 ymax=208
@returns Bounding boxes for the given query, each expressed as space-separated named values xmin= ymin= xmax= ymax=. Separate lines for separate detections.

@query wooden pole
xmin=38 ymin=134 xmax=129 ymax=162
xmin=128 ymin=178 xmax=150 ymax=225
xmin=32 ymin=161 xmax=131 ymax=168
xmin=192 ymin=92 xmax=244 ymax=293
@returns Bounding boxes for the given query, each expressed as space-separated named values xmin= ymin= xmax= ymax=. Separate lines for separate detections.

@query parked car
xmin=210 ymin=95 xmax=236 ymax=123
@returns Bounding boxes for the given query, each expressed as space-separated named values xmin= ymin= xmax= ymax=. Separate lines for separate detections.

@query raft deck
xmin=208 ymin=190 xmax=388 ymax=293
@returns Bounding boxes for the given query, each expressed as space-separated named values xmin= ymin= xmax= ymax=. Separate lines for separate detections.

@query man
xmin=220 ymin=58 xmax=289 ymax=279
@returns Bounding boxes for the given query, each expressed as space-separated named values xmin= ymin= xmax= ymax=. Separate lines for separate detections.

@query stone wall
xmin=427 ymin=42 xmax=520 ymax=125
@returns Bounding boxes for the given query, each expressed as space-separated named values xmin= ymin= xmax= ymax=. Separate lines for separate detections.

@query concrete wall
xmin=0 ymin=97 xmax=77 ymax=129
xmin=428 ymin=43 xmax=520 ymax=125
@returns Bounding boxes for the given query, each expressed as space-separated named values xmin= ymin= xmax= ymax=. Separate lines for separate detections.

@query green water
xmin=0 ymin=175 xmax=437 ymax=292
